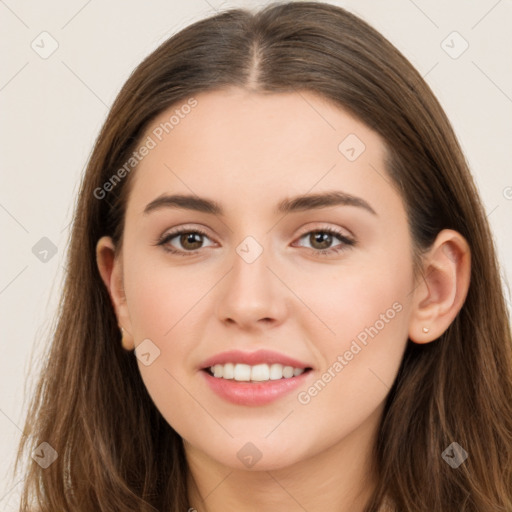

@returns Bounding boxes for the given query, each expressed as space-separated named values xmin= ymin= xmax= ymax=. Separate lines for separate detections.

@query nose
xmin=215 ymin=241 xmax=289 ymax=330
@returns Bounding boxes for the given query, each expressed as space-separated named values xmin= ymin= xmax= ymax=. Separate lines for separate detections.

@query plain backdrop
xmin=1 ymin=0 xmax=511 ymax=507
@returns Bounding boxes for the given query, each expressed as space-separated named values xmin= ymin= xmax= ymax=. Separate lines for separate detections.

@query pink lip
xmin=200 ymin=369 xmax=312 ymax=406
xmin=198 ymin=349 xmax=314 ymax=406
xmin=199 ymin=349 xmax=312 ymax=370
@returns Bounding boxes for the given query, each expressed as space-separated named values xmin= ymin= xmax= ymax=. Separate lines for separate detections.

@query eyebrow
xmin=143 ymin=191 xmax=377 ymax=217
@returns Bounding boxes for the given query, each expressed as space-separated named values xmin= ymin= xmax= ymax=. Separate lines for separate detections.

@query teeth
xmin=250 ymin=364 xmax=269 ymax=381
xmin=222 ymin=363 xmax=234 ymax=379
xmin=210 ymin=363 xmax=306 ymax=382
xmin=269 ymin=363 xmax=284 ymax=380
xmin=234 ymin=363 xmax=251 ymax=381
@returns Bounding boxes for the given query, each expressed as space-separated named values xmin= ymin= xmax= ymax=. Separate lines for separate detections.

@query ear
xmin=96 ymin=236 xmax=134 ymax=350
xmin=408 ymin=229 xmax=471 ymax=344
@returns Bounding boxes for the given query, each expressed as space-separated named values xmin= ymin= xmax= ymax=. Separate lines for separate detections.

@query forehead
xmin=125 ymin=87 xmax=398 ymax=219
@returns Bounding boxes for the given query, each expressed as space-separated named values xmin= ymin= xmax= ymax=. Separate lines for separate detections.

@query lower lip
xmin=201 ymin=370 xmax=312 ymax=406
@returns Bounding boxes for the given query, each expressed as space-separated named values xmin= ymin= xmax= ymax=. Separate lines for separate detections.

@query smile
xmin=206 ymin=362 xmax=310 ymax=382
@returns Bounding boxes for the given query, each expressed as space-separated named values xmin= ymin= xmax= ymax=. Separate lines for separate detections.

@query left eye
xmin=293 ymin=229 xmax=355 ymax=254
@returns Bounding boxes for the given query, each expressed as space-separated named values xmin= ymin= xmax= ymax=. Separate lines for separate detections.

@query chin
xmin=198 ymin=436 xmax=313 ymax=472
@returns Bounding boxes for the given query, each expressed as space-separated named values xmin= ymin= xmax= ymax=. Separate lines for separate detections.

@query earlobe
xmin=95 ymin=236 xmax=135 ymax=350
xmin=408 ymin=229 xmax=471 ymax=344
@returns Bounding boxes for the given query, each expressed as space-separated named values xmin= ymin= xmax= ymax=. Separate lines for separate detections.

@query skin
xmin=96 ymin=87 xmax=471 ymax=512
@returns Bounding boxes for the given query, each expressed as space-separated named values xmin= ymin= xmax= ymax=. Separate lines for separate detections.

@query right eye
xmin=156 ymin=228 xmax=216 ymax=255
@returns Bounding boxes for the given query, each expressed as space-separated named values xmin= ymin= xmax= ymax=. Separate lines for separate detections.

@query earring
xmin=422 ymin=327 xmax=430 ymax=333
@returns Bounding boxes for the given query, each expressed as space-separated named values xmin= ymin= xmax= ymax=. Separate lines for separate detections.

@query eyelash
xmin=155 ymin=225 xmax=356 ymax=258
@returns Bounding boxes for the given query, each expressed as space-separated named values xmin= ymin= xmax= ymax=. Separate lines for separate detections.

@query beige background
xmin=1 ymin=0 xmax=511 ymax=507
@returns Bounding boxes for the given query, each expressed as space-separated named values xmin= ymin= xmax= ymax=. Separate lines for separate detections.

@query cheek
xmin=123 ymin=255 xmax=209 ymax=338
xmin=294 ymin=260 xmax=410 ymax=341
xmin=122 ymin=260 xmax=204 ymax=433
xmin=293 ymin=263 xmax=410 ymax=402
xmin=122 ymin=256 xmax=212 ymax=401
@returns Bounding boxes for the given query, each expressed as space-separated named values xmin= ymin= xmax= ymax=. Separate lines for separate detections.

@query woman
xmin=14 ymin=2 xmax=512 ymax=511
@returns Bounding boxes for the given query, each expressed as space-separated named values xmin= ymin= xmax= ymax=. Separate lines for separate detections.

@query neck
xmin=185 ymin=405 xmax=383 ymax=512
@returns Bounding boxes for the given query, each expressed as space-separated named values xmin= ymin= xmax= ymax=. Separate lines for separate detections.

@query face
xmin=104 ymin=87 xmax=417 ymax=471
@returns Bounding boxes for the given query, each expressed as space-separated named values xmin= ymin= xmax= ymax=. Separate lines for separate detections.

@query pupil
xmin=181 ymin=233 xmax=202 ymax=250
xmin=312 ymin=232 xmax=331 ymax=250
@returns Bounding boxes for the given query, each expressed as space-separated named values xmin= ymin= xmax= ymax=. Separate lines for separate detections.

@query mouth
xmin=199 ymin=349 xmax=314 ymax=405
xmin=202 ymin=363 xmax=313 ymax=382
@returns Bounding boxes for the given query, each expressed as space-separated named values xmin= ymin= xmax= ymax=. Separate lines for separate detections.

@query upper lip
xmin=200 ymin=349 xmax=312 ymax=370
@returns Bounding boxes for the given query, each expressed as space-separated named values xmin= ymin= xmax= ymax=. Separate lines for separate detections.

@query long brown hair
xmin=13 ymin=2 xmax=512 ymax=510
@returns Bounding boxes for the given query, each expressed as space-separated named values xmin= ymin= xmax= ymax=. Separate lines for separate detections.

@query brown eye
xmin=294 ymin=227 xmax=356 ymax=257
xmin=179 ymin=232 xmax=204 ymax=250
xmin=157 ymin=228 xmax=215 ymax=255
xmin=308 ymin=231 xmax=334 ymax=250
